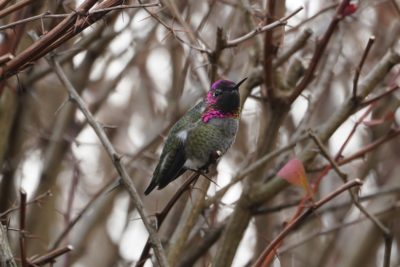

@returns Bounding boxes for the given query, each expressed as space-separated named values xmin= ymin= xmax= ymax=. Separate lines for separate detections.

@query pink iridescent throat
xmin=201 ymin=108 xmax=240 ymax=122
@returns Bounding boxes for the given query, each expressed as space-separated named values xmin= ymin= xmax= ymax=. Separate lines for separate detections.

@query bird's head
xmin=205 ymin=78 xmax=247 ymax=113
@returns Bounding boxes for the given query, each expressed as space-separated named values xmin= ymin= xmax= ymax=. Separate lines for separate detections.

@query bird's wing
xmin=157 ymin=139 xmax=187 ymax=188
xmin=144 ymin=101 xmax=205 ymax=195
xmin=144 ymin=136 xmax=187 ymax=195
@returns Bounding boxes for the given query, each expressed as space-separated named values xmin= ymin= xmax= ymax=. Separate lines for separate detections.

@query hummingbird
xmin=144 ymin=78 xmax=247 ymax=195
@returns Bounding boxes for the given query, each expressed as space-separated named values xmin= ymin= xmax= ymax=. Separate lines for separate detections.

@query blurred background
xmin=0 ymin=0 xmax=400 ymax=266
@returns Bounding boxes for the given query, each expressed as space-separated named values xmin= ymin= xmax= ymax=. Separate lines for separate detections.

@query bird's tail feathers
xmin=144 ymin=180 xmax=157 ymax=195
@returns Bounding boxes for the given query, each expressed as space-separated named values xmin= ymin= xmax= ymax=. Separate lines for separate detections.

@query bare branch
xmin=252 ymin=179 xmax=363 ymax=267
xmin=30 ymin=245 xmax=73 ymax=266
xmin=0 ymin=0 xmax=35 ymax=19
xmin=45 ymin=57 xmax=169 ymax=267
xmin=352 ymin=36 xmax=375 ymax=100
xmin=19 ymin=189 xmax=27 ymax=267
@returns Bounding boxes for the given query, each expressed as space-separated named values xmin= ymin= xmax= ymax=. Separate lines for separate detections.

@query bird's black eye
xmin=213 ymin=89 xmax=222 ymax=97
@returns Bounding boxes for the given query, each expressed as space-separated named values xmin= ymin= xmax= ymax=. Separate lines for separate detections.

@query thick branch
xmin=0 ymin=0 xmax=124 ymax=81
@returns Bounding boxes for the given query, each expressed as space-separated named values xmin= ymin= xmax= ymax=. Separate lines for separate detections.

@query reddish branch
xmin=19 ymin=189 xmax=27 ymax=267
xmin=361 ymin=85 xmax=399 ymax=107
xmin=337 ymin=127 xmax=400 ymax=166
xmin=253 ymin=179 xmax=363 ymax=267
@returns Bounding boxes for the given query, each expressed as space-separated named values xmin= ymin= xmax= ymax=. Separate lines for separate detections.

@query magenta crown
xmin=211 ymin=79 xmax=236 ymax=91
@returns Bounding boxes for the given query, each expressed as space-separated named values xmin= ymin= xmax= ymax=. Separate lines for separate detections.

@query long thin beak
xmin=235 ymin=77 xmax=248 ymax=89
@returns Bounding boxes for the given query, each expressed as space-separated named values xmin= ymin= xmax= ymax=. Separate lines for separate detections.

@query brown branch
xmin=0 ymin=0 xmax=35 ymax=19
xmin=0 ymin=191 xmax=52 ymax=218
xmin=263 ymin=0 xmax=278 ymax=98
xmin=0 ymin=0 xmax=13 ymax=10
xmin=252 ymin=179 xmax=363 ymax=267
xmin=19 ymin=189 xmax=27 ymax=267
xmin=361 ymin=84 xmax=399 ymax=107
xmin=352 ymin=36 xmax=375 ymax=100
xmin=88 ymin=2 xmax=161 ymax=14
xmin=0 ymin=0 xmax=123 ymax=81
xmin=288 ymin=0 xmax=351 ymax=103
xmin=45 ymin=57 xmax=169 ymax=267
xmin=0 ymin=1 xmax=151 ymax=33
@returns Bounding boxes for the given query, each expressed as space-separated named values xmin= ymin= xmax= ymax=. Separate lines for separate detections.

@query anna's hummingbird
xmin=144 ymin=78 xmax=247 ymax=195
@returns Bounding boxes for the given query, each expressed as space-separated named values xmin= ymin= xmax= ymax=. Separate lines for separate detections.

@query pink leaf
xmin=277 ymin=159 xmax=312 ymax=197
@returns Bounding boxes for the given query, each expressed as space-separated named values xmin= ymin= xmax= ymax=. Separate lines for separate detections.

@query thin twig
xmin=337 ymin=127 xmax=400 ymax=166
xmin=361 ymin=84 xmax=399 ymax=107
xmin=30 ymin=245 xmax=73 ymax=266
xmin=0 ymin=12 xmax=68 ymax=31
xmin=286 ymin=3 xmax=338 ymax=34
xmin=45 ymin=56 xmax=169 ymax=267
xmin=0 ymin=191 xmax=52 ymax=218
xmin=253 ymin=186 xmax=400 ymax=215
xmin=224 ymin=7 xmax=303 ymax=48
xmin=280 ymin=202 xmax=399 ymax=253
xmin=88 ymin=2 xmax=161 ymax=14
xmin=51 ymin=179 xmax=115 ymax=249
xmin=352 ymin=36 xmax=375 ymax=100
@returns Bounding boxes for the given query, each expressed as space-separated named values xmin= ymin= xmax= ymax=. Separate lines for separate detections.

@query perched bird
xmin=144 ymin=78 xmax=247 ymax=195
